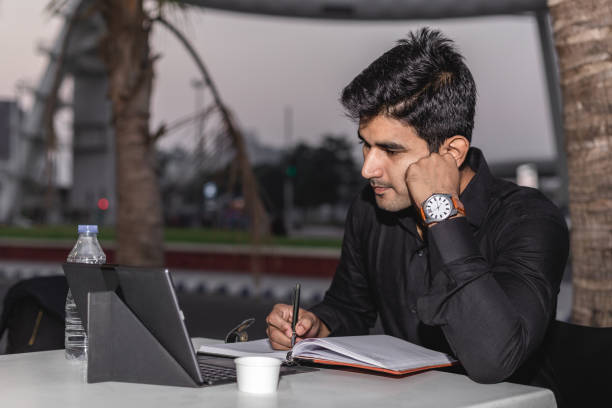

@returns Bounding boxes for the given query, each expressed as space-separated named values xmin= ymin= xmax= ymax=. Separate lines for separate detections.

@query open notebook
xmin=199 ymin=335 xmax=456 ymax=375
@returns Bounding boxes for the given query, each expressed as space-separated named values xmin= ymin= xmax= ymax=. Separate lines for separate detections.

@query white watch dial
xmin=425 ymin=195 xmax=452 ymax=221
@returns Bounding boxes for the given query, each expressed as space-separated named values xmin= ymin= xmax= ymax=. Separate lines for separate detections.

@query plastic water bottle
xmin=65 ymin=225 xmax=106 ymax=361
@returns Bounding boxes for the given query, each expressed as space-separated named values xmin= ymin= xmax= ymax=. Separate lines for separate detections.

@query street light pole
xmin=283 ymin=105 xmax=294 ymax=235
xmin=190 ymin=78 xmax=205 ymax=153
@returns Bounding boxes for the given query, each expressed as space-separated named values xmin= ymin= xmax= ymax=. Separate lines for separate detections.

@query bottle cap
xmin=77 ymin=225 xmax=98 ymax=234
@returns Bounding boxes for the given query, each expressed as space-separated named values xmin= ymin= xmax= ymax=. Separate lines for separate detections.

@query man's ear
xmin=440 ymin=136 xmax=470 ymax=167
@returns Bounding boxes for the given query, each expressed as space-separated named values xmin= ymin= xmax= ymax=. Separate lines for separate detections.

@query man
xmin=265 ymin=28 xmax=569 ymax=385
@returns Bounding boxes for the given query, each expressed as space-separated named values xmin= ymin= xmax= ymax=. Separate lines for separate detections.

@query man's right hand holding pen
xmin=265 ymin=303 xmax=330 ymax=350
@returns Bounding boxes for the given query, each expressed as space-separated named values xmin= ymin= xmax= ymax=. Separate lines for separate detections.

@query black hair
xmin=340 ymin=27 xmax=476 ymax=152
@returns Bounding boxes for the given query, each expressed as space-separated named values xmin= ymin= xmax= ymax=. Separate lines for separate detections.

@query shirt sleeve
xmin=417 ymin=208 xmax=569 ymax=383
xmin=309 ymin=198 xmax=377 ymax=336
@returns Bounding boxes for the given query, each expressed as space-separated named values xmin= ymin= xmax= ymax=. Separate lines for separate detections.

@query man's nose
xmin=361 ymin=149 xmax=383 ymax=179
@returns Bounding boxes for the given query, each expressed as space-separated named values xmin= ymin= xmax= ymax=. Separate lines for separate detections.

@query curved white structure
xmin=181 ymin=0 xmax=546 ymax=20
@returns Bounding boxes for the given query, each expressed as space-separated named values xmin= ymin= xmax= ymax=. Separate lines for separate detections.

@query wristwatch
xmin=420 ymin=193 xmax=465 ymax=224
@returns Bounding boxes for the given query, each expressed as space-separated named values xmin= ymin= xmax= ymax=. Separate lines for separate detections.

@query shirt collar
xmin=459 ymin=147 xmax=493 ymax=229
xmin=394 ymin=206 xmax=421 ymax=236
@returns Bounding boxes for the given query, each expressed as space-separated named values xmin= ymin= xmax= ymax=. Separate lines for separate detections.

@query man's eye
xmin=386 ymin=150 xmax=398 ymax=156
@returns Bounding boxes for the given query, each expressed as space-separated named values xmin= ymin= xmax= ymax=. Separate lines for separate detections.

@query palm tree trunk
xmin=548 ymin=0 xmax=612 ymax=326
xmin=100 ymin=0 xmax=164 ymax=266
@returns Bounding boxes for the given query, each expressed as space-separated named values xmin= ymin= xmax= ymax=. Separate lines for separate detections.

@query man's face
xmin=359 ymin=115 xmax=430 ymax=212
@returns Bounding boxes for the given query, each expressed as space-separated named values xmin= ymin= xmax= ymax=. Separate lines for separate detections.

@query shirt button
xmin=411 ymin=308 xmax=417 ymax=314
xmin=417 ymin=250 xmax=424 ymax=257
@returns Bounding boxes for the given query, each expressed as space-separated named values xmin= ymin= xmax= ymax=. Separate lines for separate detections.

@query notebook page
xmin=198 ymin=338 xmax=287 ymax=360
xmin=294 ymin=338 xmax=383 ymax=367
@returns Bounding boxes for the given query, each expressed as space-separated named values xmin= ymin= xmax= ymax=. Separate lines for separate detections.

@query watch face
xmin=424 ymin=195 xmax=453 ymax=221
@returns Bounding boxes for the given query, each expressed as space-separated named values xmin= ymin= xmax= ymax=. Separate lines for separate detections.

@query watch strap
xmin=451 ymin=196 xmax=466 ymax=217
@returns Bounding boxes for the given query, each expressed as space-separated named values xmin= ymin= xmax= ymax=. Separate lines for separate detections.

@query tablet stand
xmin=87 ymin=291 xmax=198 ymax=387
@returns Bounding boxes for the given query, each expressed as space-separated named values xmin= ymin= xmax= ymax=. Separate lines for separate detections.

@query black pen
xmin=291 ymin=283 xmax=301 ymax=348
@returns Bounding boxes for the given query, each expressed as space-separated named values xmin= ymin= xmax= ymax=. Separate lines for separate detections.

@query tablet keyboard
xmin=197 ymin=357 xmax=237 ymax=386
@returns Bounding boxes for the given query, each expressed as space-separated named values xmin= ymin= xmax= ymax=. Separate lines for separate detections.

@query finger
xmin=271 ymin=303 xmax=293 ymax=320
xmin=267 ymin=325 xmax=291 ymax=348
xmin=266 ymin=306 xmax=293 ymax=334
xmin=296 ymin=311 xmax=323 ymax=338
xmin=296 ymin=316 xmax=314 ymax=337
xmin=267 ymin=315 xmax=293 ymax=337
xmin=266 ymin=326 xmax=292 ymax=350
xmin=268 ymin=337 xmax=290 ymax=350
xmin=442 ymin=152 xmax=457 ymax=166
xmin=405 ymin=162 xmax=420 ymax=181
xmin=300 ymin=320 xmax=320 ymax=338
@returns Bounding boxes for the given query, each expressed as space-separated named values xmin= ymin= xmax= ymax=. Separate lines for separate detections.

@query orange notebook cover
xmin=297 ymin=357 xmax=455 ymax=375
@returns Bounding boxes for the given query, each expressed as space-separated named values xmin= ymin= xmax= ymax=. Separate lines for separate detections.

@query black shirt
xmin=310 ymin=148 xmax=569 ymax=384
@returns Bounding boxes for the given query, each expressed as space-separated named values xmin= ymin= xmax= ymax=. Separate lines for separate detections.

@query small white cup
xmin=234 ymin=356 xmax=282 ymax=394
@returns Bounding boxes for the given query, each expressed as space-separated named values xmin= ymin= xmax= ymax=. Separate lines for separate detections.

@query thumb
xmin=296 ymin=317 xmax=313 ymax=336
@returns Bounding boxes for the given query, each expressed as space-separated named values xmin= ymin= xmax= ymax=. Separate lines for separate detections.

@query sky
xmin=0 ymin=1 xmax=557 ymax=166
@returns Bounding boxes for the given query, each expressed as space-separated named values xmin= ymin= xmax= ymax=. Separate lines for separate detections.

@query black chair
xmin=0 ymin=276 xmax=67 ymax=353
xmin=536 ymin=320 xmax=612 ymax=407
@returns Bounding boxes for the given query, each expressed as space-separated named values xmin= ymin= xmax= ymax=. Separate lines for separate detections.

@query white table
xmin=0 ymin=341 xmax=556 ymax=408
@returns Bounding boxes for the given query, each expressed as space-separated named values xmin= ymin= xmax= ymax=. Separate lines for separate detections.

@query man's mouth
xmin=374 ymin=187 xmax=388 ymax=194
xmin=370 ymin=183 xmax=391 ymax=195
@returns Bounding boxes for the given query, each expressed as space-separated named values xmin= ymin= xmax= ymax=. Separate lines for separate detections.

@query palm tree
xmin=548 ymin=0 xmax=612 ymax=326
xmin=98 ymin=0 xmax=164 ymax=266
